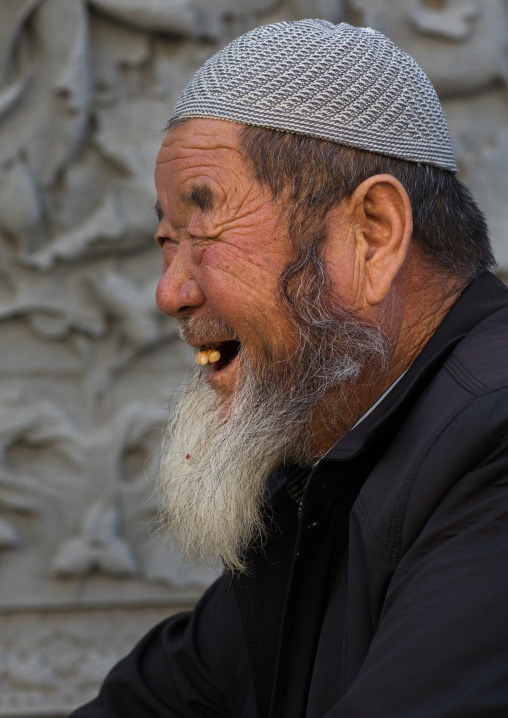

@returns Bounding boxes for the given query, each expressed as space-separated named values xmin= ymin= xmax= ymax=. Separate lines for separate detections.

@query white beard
xmin=157 ymin=365 xmax=307 ymax=574
xmin=157 ymin=304 xmax=388 ymax=573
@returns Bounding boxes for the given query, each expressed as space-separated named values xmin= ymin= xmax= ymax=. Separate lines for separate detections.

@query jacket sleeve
xmin=68 ymin=572 xmax=251 ymax=718
xmin=330 ymin=389 xmax=508 ymax=717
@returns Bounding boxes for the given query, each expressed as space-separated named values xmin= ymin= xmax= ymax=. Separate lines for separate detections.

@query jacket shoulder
xmin=446 ymin=302 xmax=508 ymax=394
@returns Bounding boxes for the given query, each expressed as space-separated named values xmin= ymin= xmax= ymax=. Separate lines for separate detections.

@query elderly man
xmin=72 ymin=20 xmax=508 ymax=718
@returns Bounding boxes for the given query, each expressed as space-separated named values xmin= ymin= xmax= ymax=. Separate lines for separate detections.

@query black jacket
xmin=71 ymin=272 xmax=508 ymax=718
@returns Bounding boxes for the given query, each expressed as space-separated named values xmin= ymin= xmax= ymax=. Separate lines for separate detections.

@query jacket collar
xmin=323 ymin=271 xmax=508 ymax=462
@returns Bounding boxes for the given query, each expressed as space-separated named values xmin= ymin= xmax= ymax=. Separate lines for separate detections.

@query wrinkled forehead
xmin=156 ymin=118 xmax=252 ymax=200
xmin=155 ymin=118 xmax=277 ymax=229
xmin=157 ymin=118 xmax=244 ymax=168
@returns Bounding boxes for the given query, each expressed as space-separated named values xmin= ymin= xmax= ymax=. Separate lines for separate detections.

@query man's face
xmin=155 ymin=118 xmax=293 ymax=399
xmin=154 ymin=119 xmax=390 ymax=570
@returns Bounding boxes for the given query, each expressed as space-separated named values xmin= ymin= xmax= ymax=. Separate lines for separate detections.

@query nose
xmin=155 ymin=241 xmax=206 ymax=318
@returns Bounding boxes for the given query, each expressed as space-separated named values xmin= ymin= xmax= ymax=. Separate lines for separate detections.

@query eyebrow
xmin=154 ymin=182 xmax=216 ymax=222
xmin=186 ymin=183 xmax=215 ymax=212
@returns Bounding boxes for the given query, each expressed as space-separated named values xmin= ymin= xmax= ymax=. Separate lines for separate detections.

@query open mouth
xmin=195 ymin=340 xmax=241 ymax=373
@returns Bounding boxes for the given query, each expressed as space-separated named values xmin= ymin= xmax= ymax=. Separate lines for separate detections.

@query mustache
xmin=177 ymin=312 xmax=239 ymax=345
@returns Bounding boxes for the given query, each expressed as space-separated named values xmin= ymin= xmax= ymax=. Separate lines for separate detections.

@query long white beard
xmin=158 ymin=305 xmax=389 ymax=573
xmin=157 ymin=366 xmax=307 ymax=573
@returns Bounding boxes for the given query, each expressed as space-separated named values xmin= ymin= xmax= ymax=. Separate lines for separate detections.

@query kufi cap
xmin=170 ymin=20 xmax=458 ymax=173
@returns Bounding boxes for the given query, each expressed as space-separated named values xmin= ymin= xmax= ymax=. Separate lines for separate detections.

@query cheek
xmin=200 ymin=239 xmax=245 ymax=278
xmin=197 ymin=244 xmax=282 ymax=325
xmin=204 ymin=244 xmax=283 ymax=304
xmin=199 ymin=258 xmax=254 ymax=315
xmin=324 ymin=246 xmax=361 ymax=309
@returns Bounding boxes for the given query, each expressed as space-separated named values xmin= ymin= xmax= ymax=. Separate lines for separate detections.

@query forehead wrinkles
xmin=156 ymin=125 xmax=280 ymax=237
xmin=156 ymin=132 xmax=241 ymax=182
xmin=157 ymin=125 xmax=238 ymax=160
xmin=158 ymin=146 xmax=253 ymax=214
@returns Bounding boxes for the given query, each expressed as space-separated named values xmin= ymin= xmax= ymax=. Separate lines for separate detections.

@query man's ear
xmin=350 ymin=174 xmax=413 ymax=307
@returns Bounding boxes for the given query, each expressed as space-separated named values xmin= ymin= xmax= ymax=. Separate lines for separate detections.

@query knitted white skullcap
xmin=170 ymin=20 xmax=458 ymax=173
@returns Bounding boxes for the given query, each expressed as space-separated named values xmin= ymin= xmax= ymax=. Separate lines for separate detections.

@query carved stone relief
xmin=0 ymin=607 xmax=185 ymax=716
xmin=0 ymin=0 xmax=507 ymax=714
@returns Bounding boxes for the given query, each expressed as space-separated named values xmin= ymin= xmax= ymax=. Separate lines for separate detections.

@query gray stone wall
xmin=0 ymin=1 xmax=506 ymax=714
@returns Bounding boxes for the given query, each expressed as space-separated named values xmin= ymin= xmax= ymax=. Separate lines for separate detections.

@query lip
xmin=206 ymin=350 xmax=240 ymax=391
xmin=186 ymin=338 xmax=231 ymax=350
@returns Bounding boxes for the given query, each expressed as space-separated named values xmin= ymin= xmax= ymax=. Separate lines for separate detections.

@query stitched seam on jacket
xmin=352 ymin=495 xmax=396 ymax=567
xmin=385 ymin=395 xmax=475 ymax=565
xmin=444 ymin=354 xmax=495 ymax=396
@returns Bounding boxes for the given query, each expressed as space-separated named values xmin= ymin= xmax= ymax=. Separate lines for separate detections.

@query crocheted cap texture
xmin=170 ymin=20 xmax=457 ymax=173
